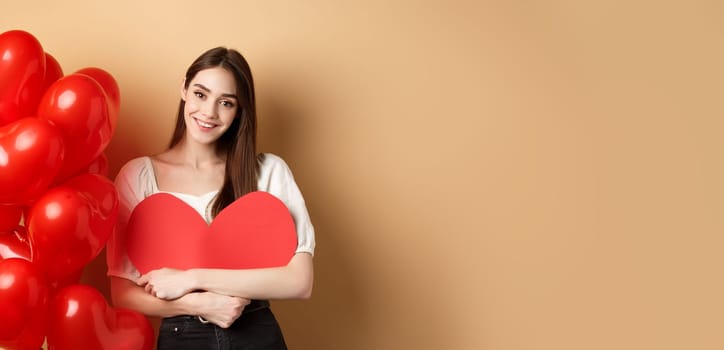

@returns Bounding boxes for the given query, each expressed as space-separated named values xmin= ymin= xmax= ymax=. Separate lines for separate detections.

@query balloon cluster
xmin=0 ymin=30 xmax=153 ymax=350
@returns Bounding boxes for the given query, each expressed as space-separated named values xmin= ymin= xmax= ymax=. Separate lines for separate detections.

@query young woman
xmin=106 ymin=47 xmax=315 ymax=350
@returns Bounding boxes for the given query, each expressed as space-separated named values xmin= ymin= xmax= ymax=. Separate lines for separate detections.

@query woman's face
xmin=181 ymin=66 xmax=238 ymax=146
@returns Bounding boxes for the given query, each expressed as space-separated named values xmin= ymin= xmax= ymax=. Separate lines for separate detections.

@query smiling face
xmin=180 ymin=66 xmax=239 ymax=146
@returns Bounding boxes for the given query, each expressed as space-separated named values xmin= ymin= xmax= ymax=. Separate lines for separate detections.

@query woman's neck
xmin=170 ymin=137 xmax=226 ymax=169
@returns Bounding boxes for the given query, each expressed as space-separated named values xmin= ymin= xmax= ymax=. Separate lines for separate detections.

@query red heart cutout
xmin=126 ymin=191 xmax=296 ymax=274
xmin=48 ymin=284 xmax=154 ymax=350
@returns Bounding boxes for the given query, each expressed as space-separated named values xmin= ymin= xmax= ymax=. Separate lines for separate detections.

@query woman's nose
xmin=200 ymin=100 xmax=217 ymax=118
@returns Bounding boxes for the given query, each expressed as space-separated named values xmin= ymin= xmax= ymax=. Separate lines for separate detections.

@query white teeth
xmin=196 ymin=119 xmax=215 ymax=128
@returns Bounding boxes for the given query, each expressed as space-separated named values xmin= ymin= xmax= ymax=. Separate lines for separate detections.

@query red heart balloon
xmin=0 ymin=258 xmax=49 ymax=350
xmin=42 ymin=52 xmax=64 ymax=94
xmin=48 ymin=284 xmax=154 ymax=350
xmin=0 ymin=117 xmax=65 ymax=205
xmin=27 ymin=174 xmax=118 ymax=282
xmin=37 ymin=73 xmax=112 ymax=182
xmin=49 ymin=268 xmax=83 ymax=294
xmin=0 ymin=226 xmax=31 ymax=261
xmin=75 ymin=67 xmax=120 ymax=134
xmin=0 ymin=204 xmax=23 ymax=232
xmin=64 ymin=173 xmax=119 ymax=236
xmin=126 ymin=191 xmax=296 ymax=274
xmin=81 ymin=152 xmax=109 ymax=177
xmin=0 ymin=30 xmax=46 ymax=127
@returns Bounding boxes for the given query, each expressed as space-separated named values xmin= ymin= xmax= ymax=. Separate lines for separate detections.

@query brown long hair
xmin=168 ymin=47 xmax=263 ymax=217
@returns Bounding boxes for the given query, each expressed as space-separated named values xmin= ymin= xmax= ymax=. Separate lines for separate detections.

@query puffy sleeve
xmin=257 ymin=154 xmax=316 ymax=256
xmin=105 ymin=157 xmax=153 ymax=281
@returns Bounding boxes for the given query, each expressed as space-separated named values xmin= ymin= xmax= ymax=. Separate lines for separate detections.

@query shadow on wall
xmin=258 ymin=88 xmax=372 ymax=348
xmin=81 ymin=84 xmax=160 ymax=300
xmin=80 ymin=95 xmax=168 ymax=342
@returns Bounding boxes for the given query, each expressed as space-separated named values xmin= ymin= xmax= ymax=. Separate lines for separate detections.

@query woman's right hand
xmin=185 ymin=292 xmax=250 ymax=328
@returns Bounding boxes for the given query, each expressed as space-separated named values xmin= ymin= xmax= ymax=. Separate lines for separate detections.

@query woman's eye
xmin=220 ymin=100 xmax=235 ymax=108
xmin=194 ymin=92 xmax=205 ymax=99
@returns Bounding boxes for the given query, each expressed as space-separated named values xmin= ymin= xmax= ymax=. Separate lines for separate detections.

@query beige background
xmin=2 ymin=1 xmax=723 ymax=349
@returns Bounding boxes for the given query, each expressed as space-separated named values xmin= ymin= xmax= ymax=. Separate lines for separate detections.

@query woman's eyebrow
xmin=193 ymin=83 xmax=237 ymax=99
xmin=193 ymin=83 xmax=211 ymax=92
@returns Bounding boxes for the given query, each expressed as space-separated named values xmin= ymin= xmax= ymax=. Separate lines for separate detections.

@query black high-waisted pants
xmin=157 ymin=301 xmax=287 ymax=350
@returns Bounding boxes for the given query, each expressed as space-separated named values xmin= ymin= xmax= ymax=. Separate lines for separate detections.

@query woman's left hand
xmin=137 ymin=268 xmax=195 ymax=300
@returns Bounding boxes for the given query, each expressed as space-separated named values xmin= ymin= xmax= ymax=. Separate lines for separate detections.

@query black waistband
xmin=164 ymin=299 xmax=270 ymax=321
xmin=242 ymin=299 xmax=270 ymax=314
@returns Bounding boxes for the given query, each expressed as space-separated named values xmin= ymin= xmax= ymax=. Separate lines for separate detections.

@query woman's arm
xmin=110 ymin=276 xmax=250 ymax=328
xmin=138 ymin=252 xmax=313 ymax=301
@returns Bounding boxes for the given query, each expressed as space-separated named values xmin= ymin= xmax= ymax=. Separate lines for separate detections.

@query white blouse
xmin=106 ymin=153 xmax=315 ymax=281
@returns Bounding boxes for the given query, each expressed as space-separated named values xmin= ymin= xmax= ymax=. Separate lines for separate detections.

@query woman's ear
xmin=180 ymin=78 xmax=187 ymax=101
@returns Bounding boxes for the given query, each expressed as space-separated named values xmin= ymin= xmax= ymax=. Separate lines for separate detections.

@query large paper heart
xmin=48 ymin=284 xmax=154 ymax=350
xmin=125 ymin=191 xmax=296 ymax=274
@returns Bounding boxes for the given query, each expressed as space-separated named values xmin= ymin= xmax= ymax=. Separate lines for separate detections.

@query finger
xmin=156 ymin=291 xmax=166 ymax=299
xmin=137 ymin=274 xmax=148 ymax=286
